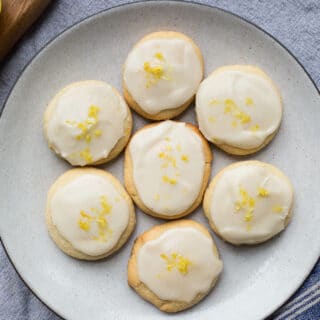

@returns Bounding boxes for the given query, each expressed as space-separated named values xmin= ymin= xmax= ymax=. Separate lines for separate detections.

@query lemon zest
xmin=80 ymin=148 xmax=93 ymax=162
xmin=257 ymin=187 xmax=269 ymax=197
xmin=160 ymin=253 xmax=192 ymax=275
xmin=78 ymin=195 xmax=113 ymax=241
xmin=249 ymin=124 xmax=260 ymax=132
xmin=224 ymin=99 xmax=252 ymax=125
xmin=181 ymin=155 xmax=189 ymax=162
xmin=273 ymin=205 xmax=284 ymax=213
xmin=154 ymin=52 xmax=165 ymax=61
xmin=246 ymin=97 xmax=254 ymax=106
xmin=162 ymin=175 xmax=177 ymax=185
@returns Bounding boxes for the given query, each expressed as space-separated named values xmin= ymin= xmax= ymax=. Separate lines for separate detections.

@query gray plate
xmin=0 ymin=1 xmax=319 ymax=320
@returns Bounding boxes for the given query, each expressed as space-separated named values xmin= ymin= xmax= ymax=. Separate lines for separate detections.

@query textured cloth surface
xmin=0 ymin=1 xmax=319 ymax=319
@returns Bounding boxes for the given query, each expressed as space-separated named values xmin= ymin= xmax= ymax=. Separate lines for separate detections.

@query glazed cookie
xmin=46 ymin=168 xmax=136 ymax=260
xmin=123 ymin=31 xmax=204 ymax=120
xmin=196 ymin=65 xmax=282 ymax=155
xmin=203 ymin=161 xmax=294 ymax=245
xmin=124 ymin=120 xmax=212 ymax=219
xmin=44 ymin=80 xmax=132 ymax=166
xmin=128 ymin=220 xmax=223 ymax=312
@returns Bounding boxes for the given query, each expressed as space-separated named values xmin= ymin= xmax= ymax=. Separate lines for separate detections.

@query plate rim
xmin=0 ymin=1 xmax=319 ymax=319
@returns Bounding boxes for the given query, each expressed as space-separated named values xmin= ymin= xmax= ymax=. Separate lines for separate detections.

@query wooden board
xmin=0 ymin=0 xmax=51 ymax=60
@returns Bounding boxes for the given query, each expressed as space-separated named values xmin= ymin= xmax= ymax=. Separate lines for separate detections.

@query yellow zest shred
xmin=93 ymin=129 xmax=102 ymax=137
xmin=181 ymin=155 xmax=189 ymax=162
xmin=208 ymin=116 xmax=216 ymax=123
xmin=86 ymin=118 xmax=96 ymax=125
xmin=236 ymin=186 xmax=256 ymax=230
xmin=144 ymin=53 xmax=172 ymax=87
xmin=154 ymin=52 xmax=164 ymax=61
xmin=66 ymin=105 xmax=103 ymax=164
xmin=78 ymin=210 xmax=92 ymax=231
xmin=144 ymin=62 xmax=164 ymax=79
xmin=158 ymin=140 xmax=184 ymax=184
xmin=80 ymin=148 xmax=93 ymax=162
xmin=244 ymin=208 xmax=254 ymax=222
xmin=162 ymin=175 xmax=177 ymax=185
xmin=224 ymin=98 xmax=252 ymax=124
xmin=165 ymin=144 xmax=172 ymax=151
xmin=209 ymin=99 xmax=221 ymax=105
xmin=246 ymin=97 xmax=254 ymax=106
xmin=160 ymin=253 xmax=192 ymax=275
xmin=158 ymin=151 xmax=166 ymax=159
xmin=100 ymin=195 xmax=112 ymax=214
xmin=249 ymin=124 xmax=260 ymax=132
xmin=78 ymin=195 xmax=113 ymax=241
xmin=273 ymin=205 xmax=284 ymax=213
xmin=78 ymin=220 xmax=90 ymax=231
xmin=65 ymin=120 xmax=77 ymax=126
xmin=257 ymin=187 xmax=269 ymax=197
xmin=88 ymin=105 xmax=100 ymax=119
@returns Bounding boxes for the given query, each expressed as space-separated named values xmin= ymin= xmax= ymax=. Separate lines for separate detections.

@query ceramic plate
xmin=0 ymin=1 xmax=319 ymax=320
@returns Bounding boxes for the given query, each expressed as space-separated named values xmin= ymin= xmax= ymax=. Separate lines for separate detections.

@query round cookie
xmin=124 ymin=120 xmax=212 ymax=219
xmin=196 ymin=65 xmax=282 ymax=155
xmin=46 ymin=168 xmax=136 ymax=260
xmin=123 ymin=31 xmax=204 ymax=120
xmin=44 ymin=80 xmax=132 ymax=166
xmin=203 ymin=161 xmax=294 ymax=245
xmin=128 ymin=220 xmax=223 ymax=312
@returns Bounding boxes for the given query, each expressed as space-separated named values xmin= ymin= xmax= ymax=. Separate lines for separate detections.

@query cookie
xmin=128 ymin=220 xmax=223 ymax=312
xmin=124 ymin=120 xmax=212 ymax=219
xmin=196 ymin=65 xmax=282 ymax=155
xmin=44 ymin=80 xmax=132 ymax=166
xmin=203 ymin=161 xmax=294 ymax=245
xmin=123 ymin=31 xmax=204 ymax=120
xmin=46 ymin=168 xmax=136 ymax=260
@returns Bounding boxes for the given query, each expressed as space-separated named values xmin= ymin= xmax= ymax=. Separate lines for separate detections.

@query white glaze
xmin=137 ymin=227 xmax=223 ymax=302
xmin=208 ymin=162 xmax=293 ymax=244
xmin=46 ymin=81 xmax=128 ymax=166
xmin=129 ymin=121 xmax=206 ymax=216
xmin=124 ymin=37 xmax=202 ymax=114
xmin=196 ymin=68 xmax=282 ymax=149
xmin=51 ymin=174 xmax=130 ymax=256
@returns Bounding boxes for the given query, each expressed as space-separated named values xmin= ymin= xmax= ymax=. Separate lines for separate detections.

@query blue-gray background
xmin=0 ymin=1 xmax=319 ymax=319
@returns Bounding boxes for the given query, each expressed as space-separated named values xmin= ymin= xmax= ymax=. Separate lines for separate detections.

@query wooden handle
xmin=0 ymin=0 xmax=51 ymax=60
